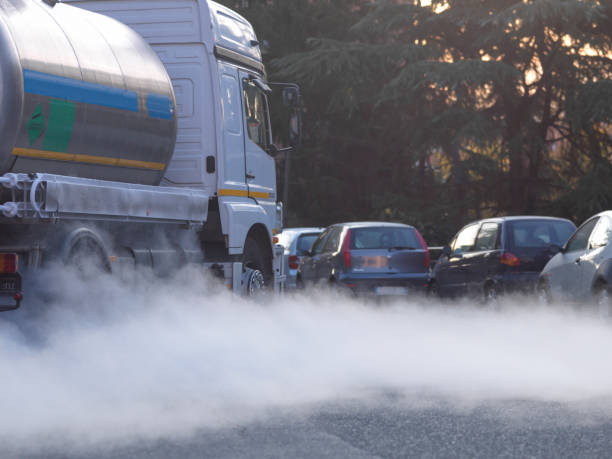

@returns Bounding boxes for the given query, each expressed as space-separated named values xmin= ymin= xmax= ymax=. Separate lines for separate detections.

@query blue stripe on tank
xmin=23 ymin=69 xmax=139 ymax=113
xmin=146 ymin=93 xmax=173 ymax=120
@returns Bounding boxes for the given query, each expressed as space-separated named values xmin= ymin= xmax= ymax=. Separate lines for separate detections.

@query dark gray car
xmin=432 ymin=216 xmax=576 ymax=300
xmin=296 ymin=222 xmax=430 ymax=296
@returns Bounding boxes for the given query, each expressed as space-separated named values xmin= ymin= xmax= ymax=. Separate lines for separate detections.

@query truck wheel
xmin=66 ymin=238 xmax=111 ymax=278
xmin=242 ymin=237 xmax=270 ymax=295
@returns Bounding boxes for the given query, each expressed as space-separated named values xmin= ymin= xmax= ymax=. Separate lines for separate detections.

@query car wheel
xmin=296 ymin=275 xmax=305 ymax=290
xmin=483 ymin=283 xmax=499 ymax=307
xmin=594 ymin=282 xmax=612 ymax=319
xmin=536 ymin=280 xmax=552 ymax=305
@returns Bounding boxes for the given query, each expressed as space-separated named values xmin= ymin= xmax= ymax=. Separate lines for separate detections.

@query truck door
xmin=239 ymin=71 xmax=275 ymax=200
xmin=219 ymin=64 xmax=247 ymax=195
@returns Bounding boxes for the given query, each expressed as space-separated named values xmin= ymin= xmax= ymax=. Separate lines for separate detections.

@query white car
xmin=276 ymin=228 xmax=324 ymax=288
xmin=538 ymin=211 xmax=612 ymax=312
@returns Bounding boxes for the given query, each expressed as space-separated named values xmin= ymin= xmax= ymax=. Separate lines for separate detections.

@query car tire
xmin=594 ymin=282 xmax=612 ymax=319
xmin=296 ymin=275 xmax=305 ymax=290
xmin=428 ymin=281 xmax=439 ymax=297
xmin=483 ymin=283 xmax=499 ymax=307
xmin=536 ymin=280 xmax=552 ymax=305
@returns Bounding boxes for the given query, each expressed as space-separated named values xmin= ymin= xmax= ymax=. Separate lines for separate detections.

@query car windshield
xmin=296 ymin=233 xmax=320 ymax=255
xmin=507 ymin=220 xmax=575 ymax=248
xmin=350 ymin=227 xmax=420 ymax=250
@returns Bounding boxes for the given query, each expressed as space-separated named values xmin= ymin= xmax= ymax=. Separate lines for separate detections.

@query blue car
xmin=431 ymin=216 xmax=576 ymax=300
xmin=297 ymin=222 xmax=430 ymax=296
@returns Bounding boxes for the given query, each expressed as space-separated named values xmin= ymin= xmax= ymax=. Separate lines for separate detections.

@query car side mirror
xmin=441 ymin=245 xmax=451 ymax=257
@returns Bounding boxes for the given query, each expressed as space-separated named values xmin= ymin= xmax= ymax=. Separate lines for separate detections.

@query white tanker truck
xmin=0 ymin=0 xmax=302 ymax=309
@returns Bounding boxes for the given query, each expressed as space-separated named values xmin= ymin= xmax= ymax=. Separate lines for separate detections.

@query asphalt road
xmin=4 ymin=274 xmax=612 ymax=459
xmin=7 ymin=396 xmax=612 ymax=459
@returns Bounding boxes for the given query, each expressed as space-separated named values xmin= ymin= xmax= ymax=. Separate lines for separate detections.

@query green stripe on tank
xmin=27 ymin=103 xmax=45 ymax=146
xmin=42 ymin=99 xmax=75 ymax=153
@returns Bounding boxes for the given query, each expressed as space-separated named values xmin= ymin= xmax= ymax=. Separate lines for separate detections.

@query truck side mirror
xmin=269 ymin=83 xmax=303 ymax=149
xmin=281 ymin=86 xmax=302 ymax=148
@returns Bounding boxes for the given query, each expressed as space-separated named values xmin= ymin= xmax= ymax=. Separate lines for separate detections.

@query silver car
xmin=538 ymin=211 xmax=612 ymax=311
xmin=276 ymin=227 xmax=324 ymax=288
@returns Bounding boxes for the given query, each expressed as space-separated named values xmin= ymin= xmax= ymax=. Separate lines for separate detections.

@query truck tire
xmin=242 ymin=237 xmax=270 ymax=295
xmin=66 ymin=237 xmax=111 ymax=278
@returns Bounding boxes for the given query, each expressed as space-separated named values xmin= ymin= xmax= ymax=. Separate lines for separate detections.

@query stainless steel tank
xmin=0 ymin=0 xmax=177 ymax=185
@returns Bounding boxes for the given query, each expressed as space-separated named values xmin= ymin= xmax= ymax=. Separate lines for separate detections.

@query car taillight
xmin=500 ymin=252 xmax=520 ymax=267
xmin=342 ymin=229 xmax=351 ymax=268
xmin=0 ymin=253 xmax=17 ymax=273
xmin=414 ymin=229 xmax=430 ymax=268
xmin=288 ymin=255 xmax=300 ymax=269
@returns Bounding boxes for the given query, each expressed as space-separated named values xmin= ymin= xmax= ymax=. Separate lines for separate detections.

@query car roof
xmin=332 ymin=221 xmax=415 ymax=229
xmin=592 ymin=210 xmax=612 ymax=220
xmin=276 ymin=228 xmax=324 ymax=244
xmin=279 ymin=227 xmax=324 ymax=233
xmin=464 ymin=215 xmax=574 ymax=225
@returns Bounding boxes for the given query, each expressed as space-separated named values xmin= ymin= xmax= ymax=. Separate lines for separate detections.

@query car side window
xmin=565 ymin=218 xmax=599 ymax=253
xmin=474 ymin=223 xmax=499 ymax=251
xmin=310 ymin=230 xmax=330 ymax=256
xmin=589 ymin=216 xmax=612 ymax=249
xmin=451 ymin=224 xmax=479 ymax=254
xmin=322 ymin=227 xmax=342 ymax=253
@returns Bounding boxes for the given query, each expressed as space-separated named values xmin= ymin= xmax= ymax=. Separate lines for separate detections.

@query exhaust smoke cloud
xmin=1 ymin=266 xmax=612 ymax=452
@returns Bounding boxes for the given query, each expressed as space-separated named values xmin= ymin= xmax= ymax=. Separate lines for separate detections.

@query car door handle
xmin=246 ymin=173 xmax=255 ymax=180
xmin=574 ymin=258 xmax=581 ymax=264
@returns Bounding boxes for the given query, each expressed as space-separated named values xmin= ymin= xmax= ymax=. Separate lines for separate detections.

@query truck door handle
xmin=246 ymin=173 xmax=255 ymax=180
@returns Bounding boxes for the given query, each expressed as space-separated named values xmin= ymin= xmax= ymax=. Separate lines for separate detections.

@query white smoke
xmin=1 ymin=265 xmax=612 ymax=453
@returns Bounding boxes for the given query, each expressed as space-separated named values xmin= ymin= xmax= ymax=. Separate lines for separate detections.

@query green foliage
xmin=217 ymin=0 xmax=612 ymax=244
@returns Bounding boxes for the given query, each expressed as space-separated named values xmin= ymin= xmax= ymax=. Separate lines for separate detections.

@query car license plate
xmin=375 ymin=286 xmax=408 ymax=295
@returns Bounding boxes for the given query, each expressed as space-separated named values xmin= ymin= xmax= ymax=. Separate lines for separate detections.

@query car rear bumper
xmin=338 ymin=272 xmax=430 ymax=295
xmin=499 ymin=271 xmax=541 ymax=293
